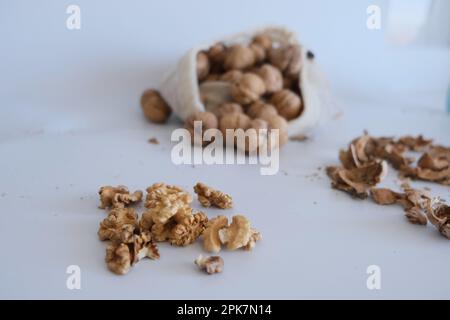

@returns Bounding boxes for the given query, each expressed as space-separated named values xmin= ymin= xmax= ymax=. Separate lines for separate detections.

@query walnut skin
xmin=224 ymin=45 xmax=255 ymax=71
xmin=270 ymin=89 xmax=302 ymax=121
xmin=194 ymin=183 xmax=233 ymax=209
xmin=231 ymin=73 xmax=266 ymax=105
xmin=255 ymin=64 xmax=283 ymax=94
xmin=196 ymin=51 xmax=210 ymax=81
xmin=140 ymin=89 xmax=172 ymax=124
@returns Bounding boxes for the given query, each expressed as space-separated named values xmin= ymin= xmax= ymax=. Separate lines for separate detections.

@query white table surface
xmin=1 ymin=0 xmax=449 ymax=299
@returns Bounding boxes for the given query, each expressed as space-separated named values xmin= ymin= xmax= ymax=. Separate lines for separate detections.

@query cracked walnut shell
xmin=194 ymin=182 xmax=233 ymax=209
xmin=427 ymin=199 xmax=450 ymax=239
xmin=98 ymin=185 xmax=143 ymax=209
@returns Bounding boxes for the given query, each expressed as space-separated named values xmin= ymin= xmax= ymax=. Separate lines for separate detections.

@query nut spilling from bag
xmin=140 ymin=32 xmax=307 ymax=151
xmin=96 ymin=183 xmax=261 ymax=275
xmin=327 ymin=133 xmax=450 ymax=239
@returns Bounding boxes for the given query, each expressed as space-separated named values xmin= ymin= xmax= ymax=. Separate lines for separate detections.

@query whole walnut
xmin=231 ymin=73 xmax=266 ymax=105
xmin=249 ymin=43 xmax=266 ymax=64
xmin=269 ymin=44 xmax=302 ymax=78
xmin=217 ymin=103 xmax=243 ymax=118
xmin=207 ymin=42 xmax=227 ymax=66
xmin=196 ymin=52 xmax=210 ymax=82
xmin=246 ymin=101 xmax=278 ymax=119
xmin=270 ymin=89 xmax=302 ymax=120
xmin=219 ymin=113 xmax=251 ymax=134
xmin=252 ymin=34 xmax=273 ymax=51
xmin=255 ymin=64 xmax=283 ymax=94
xmin=140 ymin=89 xmax=172 ymax=124
xmin=185 ymin=111 xmax=219 ymax=146
xmin=220 ymin=70 xmax=243 ymax=83
xmin=267 ymin=115 xmax=289 ymax=147
xmin=224 ymin=45 xmax=255 ymax=71
xmin=244 ymin=118 xmax=269 ymax=153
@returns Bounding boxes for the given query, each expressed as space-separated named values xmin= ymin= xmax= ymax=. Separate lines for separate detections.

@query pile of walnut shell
xmin=141 ymin=32 xmax=310 ymax=151
xmin=327 ymin=133 xmax=450 ymax=239
xmin=97 ymin=183 xmax=261 ymax=275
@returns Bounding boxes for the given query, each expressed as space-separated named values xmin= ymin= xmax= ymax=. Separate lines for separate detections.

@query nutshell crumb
xmin=195 ymin=255 xmax=224 ymax=275
xmin=148 ymin=137 xmax=159 ymax=145
xmin=194 ymin=182 xmax=233 ymax=209
xmin=290 ymin=134 xmax=309 ymax=142
xmin=98 ymin=185 xmax=143 ymax=209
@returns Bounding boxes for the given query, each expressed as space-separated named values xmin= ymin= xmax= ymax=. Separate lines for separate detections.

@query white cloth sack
xmin=160 ymin=26 xmax=331 ymax=137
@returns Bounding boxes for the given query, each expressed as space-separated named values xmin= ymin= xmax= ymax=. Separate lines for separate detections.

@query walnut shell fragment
xmin=193 ymin=182 xmax=233 ymax=209
xmin=195 ymin=255 xmax=224 ymax=275
xmin=98 ymin=186 xmax=143 ymax=209
xmin=426 ymin=199 xmax=450 ymax=239
xmin=327 ymin=161 xmax=387 ymax=199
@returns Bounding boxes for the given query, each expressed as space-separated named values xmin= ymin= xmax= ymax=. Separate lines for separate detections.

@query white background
xmin=0 ymin=0 xmax=449 ymax=299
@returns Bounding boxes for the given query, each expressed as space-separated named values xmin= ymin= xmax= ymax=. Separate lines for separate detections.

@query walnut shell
xmin=217 ymin=103 xmax=243 ymax=118
xmin=224 ymin=45 xmax=255 ymax=71
xmin=252 ymin=34 xmax=273 ymax=51
xmin=269 ymin=44 xmax=302 ymax=78
xmin=185 ymin=111 xmax=219 ymax=146
xmin=246 ymin=101 xmax=278 ymax=119
xmin=267 ymin=115 xmax=289 ymax=147
xmin=196 ymin=52 xmax=210 ymax=81
xmin=255 ymin=64 xmax=283 ymax=94
xmin=140 ymin=89 xmax=172 ymax=124
xmin=219 ymin=112 xmax=251 ymax=135
xmin=207 ymin=42 xmax=227 ymax=66
xmin=249 ymin=43 xmax=266 ymax=64
xmin=270 ymin=89 xmax=302 ymax=120
xmin=231 ymin=73 xmax=266 ymax=105
xmin=220 ymin=70 xmax=243 ymax=83
xmin=244 ymin=118 xmax=269 ymax=153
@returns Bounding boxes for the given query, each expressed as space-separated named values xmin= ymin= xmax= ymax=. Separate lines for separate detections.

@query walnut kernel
xmin=194 ymin=182 xmax=233 ymax=209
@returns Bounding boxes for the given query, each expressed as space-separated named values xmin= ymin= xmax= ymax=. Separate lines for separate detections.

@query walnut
xmin=203 ymin=216 xmax=228 ymax=253
xmin=266 ymin=115 xmax=289 ymax=147
xmin=204 ymin=74 xmax=221 ymax=82
xmin=195 ymin=255 xmax=224 ymax=275
xmin=98 ymin=208 xmax=138 ymax=242
xmin=326 ymin=161 xmax=387 ymax=199
xmin=254 ymin=64 xmax=283 ymax=94
xmin=231 ymin=73 xmax=266 ymax=105
xmin=252 ymin=34 xmax=273 ymax=51
xmin=143 ymin=183 xmax=192 ymax=226
xmin=224 ymin=45 xmax=255 ymax=71
xmin=140 ymin=89 xmax=172 ymax=124
xmin=246 ymin=101 xmax=278 ymax=119
xmin=196 ymin=51 xmax=210 ymax=81
xmin=426 ymin=198 xmax=450 ymax=239
xmin=218 ymin=215 xmax=261 ymax=251
xmin=169 ymin=211 xmax=208 ymax=246
xmin=217 ymin=103 xmax=243 ymax=118
xmin=207 ymin=42 xmax=227 ymax=67
xmin=270 ymin=89 xmax=302 ymax=120
xmin=194 ymin=182 xmax=233 ymax=209
xmin=185 ymin=111 xmax=219 ymax=146
xmin=220 ymin=70 xmax=243 ymax=83
xmin=98 ymin=186 xmax=143 ymax=209
xmin=269 ymin=44 xmax=302 ymax=78
xmin=244 ymin=119 xmax=269 ymax=153
xmin=105 ymin=231 xmax=159 ymax=275
xmin=219 ymin=112 xmax=251 ymax=135
xmin=249 ymin=43 xmax=266 ymax=64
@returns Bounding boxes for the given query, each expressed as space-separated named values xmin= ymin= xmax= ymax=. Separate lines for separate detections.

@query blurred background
xmin=0 ymin=0 xmax=449 ymax=141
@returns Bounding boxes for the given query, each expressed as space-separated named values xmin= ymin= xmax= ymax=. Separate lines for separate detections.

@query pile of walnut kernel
xmin=97 ymin=183 xmax=261 ymax=275
xmin=141 ymin=33 xmax=311 ymax=150
xmin=327 ymin=133 xmax=450 ymax=239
